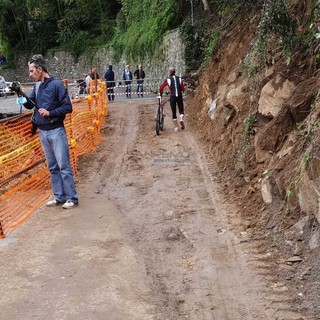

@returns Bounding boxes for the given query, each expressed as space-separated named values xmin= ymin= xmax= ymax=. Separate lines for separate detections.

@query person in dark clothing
xmin=133 ymin=64 xmax=146 ymax=97
xmin=0 ymin=53 xmax=7 ymax=65
xmin=104 ymin=65 xmax=115 ymax=101
xmin=122 ymin=65 xmax=133 ymax=98
xmin=159 ymin=67 xmax=185 ymax=132
xmin=20 ymin=54 xmax=78 ymax=209
xmin=76 ymin=78 xmax=87 ymax=94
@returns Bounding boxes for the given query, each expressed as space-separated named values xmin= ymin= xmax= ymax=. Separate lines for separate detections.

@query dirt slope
xmin=185 ymin=5 xmax=320 ymax=319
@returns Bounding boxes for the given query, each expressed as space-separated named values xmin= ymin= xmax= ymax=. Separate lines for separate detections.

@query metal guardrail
xmin=69 ymin=77 xmax=164 ymax=101
xmin=0 ymin=78 xmax=188 ymax=118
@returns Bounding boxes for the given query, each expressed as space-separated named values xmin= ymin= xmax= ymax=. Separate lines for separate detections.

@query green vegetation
xmin=244 ymin=112 xmax=257 ymax=135
xmin=0 ymin=0 xmax=258 ymax=70
xmin=300 ymin=1 xmax=320 ymax=70
xmin=0 ymin=0 xmax=121 ymax=63
xmin=240 ymin=0 xmax=297 ymax=138
xmin=111 ymin=0 xmax=181 ymax=62
xmin=181 ymin=0 xmax=254 ymax=72
xmin=242 ymin=0 xmax=296 ymax=77
xmin=0 ymin=0 xmax=319 ymax=74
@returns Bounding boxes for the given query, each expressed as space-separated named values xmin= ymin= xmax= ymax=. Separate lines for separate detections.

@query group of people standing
xmin=104 ymin=64 xmax=185 ymax=132
xmin=97 ymin=64 xmax=186 ymax=132
xmin=104 ymin=64 xmax=145 ymax=101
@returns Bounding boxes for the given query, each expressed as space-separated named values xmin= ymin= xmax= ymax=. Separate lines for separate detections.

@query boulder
xmin=297 ymin=172 xmax=319 ymax=218
xmin=298 ymin=147 xmax=320 ymax=224
xmin=289 ymin=77 xmax=319 ymax=123
xmin=258 ymin=74 xmax=295 ymax=118
xmin=254 ymin=107 xmax=295 ymax=163
xmin=309 ymin=229 xmax=320 ymax=250
xmin=261 ymin=177 xmax=273 ymax=204
xmin=293 ymin=215 xmax=312 ymax=234
xmin=224 ymin=79 xmax=249 ymax=111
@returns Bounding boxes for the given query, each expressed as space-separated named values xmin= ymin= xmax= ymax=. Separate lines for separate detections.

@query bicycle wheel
xmin=160 ymin=114 xmax=164 ymax=131
xmin=156 ymin=106 xmax=160 ymax=135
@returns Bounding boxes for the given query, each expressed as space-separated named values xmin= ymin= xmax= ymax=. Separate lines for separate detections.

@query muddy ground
xmin=0 ymin=99 xmax=313 ymax=320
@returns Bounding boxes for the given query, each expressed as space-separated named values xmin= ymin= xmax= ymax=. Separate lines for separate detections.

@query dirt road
xmin=0 ymin=99 xmax=308 ymax=319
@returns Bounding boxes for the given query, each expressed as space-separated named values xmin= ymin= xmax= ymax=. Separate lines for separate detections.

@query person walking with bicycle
xmin=159 ymin=67 xmax=185 ymax=132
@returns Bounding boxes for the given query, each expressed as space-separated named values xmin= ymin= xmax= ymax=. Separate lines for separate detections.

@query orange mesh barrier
xmin=0 ymin=80 xmax=107 ymax=238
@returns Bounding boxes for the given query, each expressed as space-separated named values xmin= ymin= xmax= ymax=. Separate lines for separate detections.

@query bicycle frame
xmin=155 ymin=95 xmax=165 ymax=135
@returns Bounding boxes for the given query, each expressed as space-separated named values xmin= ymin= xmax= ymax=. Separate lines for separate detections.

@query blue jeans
xmin=137 ymin=81 xmax=144 ymax=96
xmin=39 ymin=127 xmax=78 ymax=203
xmin=125 ymin=82 xmax=131 ymax=98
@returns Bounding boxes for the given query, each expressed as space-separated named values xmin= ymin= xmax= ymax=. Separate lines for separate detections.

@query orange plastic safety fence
xmin=0 ymin=80 xmax=107 ymax=238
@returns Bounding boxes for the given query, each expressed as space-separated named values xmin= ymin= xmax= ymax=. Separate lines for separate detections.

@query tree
xmin=201 ymin=0 xmax=212 ymax=13
xmin=0 ymin=0 xmax=122 ymax=58
xmin=0 ymin=0 xmax=30 ymax=52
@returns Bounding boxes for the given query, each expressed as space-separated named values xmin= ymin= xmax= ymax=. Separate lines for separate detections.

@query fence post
xmin=0 ymin=221 xmax=4 ymax=237
xmin=63 ymin=79 xmax=68 ymax=94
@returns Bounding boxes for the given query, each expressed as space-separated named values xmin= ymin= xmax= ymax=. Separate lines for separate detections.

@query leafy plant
xmin=285 ymin=189 xmax=292 ymax=200
xmin=244 ymin=112 xmax=257 ymax=134
xmin=204 ymin=31 xmax=220 ymax=61
xmin=111 ymin=0 xmax=179 ymax=62
xmin=0 ymin=0 xmax=121 ymax=58
xmin=301 ymin=1 xmax=320 ymax=68
xmin=242 ymin=0 xmax=296 ymax=76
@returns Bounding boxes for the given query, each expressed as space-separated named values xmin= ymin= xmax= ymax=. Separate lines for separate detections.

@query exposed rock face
xmin=224 ymin=80 xmax=249 ymax=111
xmin=289 ymin=77 xmax=319 ymax=123
xmin=186 ymin=4 xmax=320 ymax=236
xmin=258 ymin=74 xmax=295 ymax=118
xmin=298 ymin=173 xmax=319 ymax=219
xmin=298 ymin=145 xmax=320 ymax=224
xmin=261 ymin=177 xmax=273 ymax=204
xmin=254 ymin=106 xmax=295 ymax=163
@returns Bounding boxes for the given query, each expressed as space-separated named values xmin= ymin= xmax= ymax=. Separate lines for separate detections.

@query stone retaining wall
xmin=0 ymin=29 xmax=185 ymax=85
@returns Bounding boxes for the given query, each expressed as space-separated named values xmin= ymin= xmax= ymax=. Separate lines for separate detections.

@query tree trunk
xmin=201 ymin=0 xmax=212 ymax=13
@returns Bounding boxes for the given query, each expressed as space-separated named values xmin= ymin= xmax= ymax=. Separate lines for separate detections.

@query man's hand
xmin=39 ymin=108 xmax=50 ymax=117
xmin=9 ymin=81 xmax=22 ymax=94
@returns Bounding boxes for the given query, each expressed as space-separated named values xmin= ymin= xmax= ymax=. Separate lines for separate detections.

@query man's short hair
xmin=169 ymin=67 xmax=175 ymax=76
xmin=29 ymin=54 xmax=47 ymax=72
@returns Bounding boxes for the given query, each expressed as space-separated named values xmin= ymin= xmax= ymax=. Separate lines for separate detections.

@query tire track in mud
xmin=86 ymin=100 xmax=310 ymax=320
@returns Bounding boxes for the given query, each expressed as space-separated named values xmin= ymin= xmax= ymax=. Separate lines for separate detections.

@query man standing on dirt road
xmin=104 ymin=65 xmax=115 ymax=101
xmin=17 ymin=54 xmax=79 ymax=209
xmin=159 ymin=67 xmax=185 ymax=132
xmin=133 ymin=64 xmax=146 ymax=97
xmin=122 ymin=65 xmax=133 ymax=98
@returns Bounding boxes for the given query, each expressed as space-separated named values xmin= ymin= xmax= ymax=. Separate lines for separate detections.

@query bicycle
xmin=155 ymin=95 xmax=165 ymax=135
